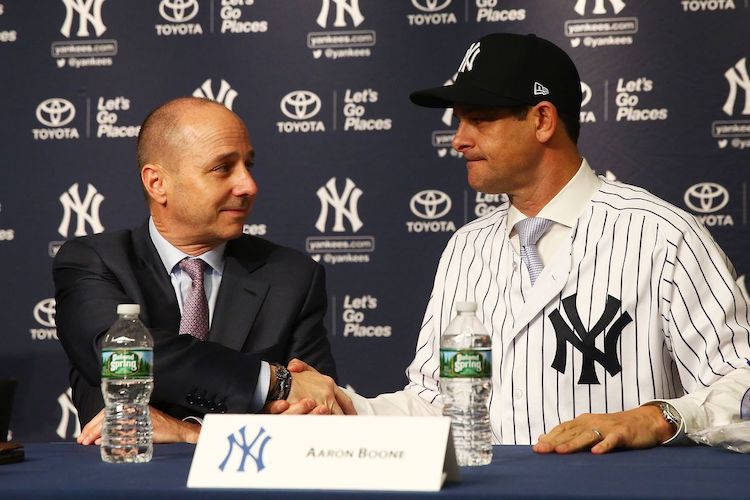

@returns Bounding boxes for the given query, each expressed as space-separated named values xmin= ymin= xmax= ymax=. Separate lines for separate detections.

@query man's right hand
xmin=78 ymin=406 xmax=200 ymax=445
xmin=271 ymin=358 xmax=356 ymax=415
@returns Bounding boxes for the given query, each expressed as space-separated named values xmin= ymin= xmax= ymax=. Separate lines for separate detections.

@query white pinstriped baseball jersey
xmin=398 ymin=170 xmax=750 ymax=445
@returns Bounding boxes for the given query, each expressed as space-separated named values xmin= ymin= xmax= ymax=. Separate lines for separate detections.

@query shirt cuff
xmin=251 ymin=361 xmax=271 ymax=412
xmin=182 ymin=415 xmax=203 ymax=426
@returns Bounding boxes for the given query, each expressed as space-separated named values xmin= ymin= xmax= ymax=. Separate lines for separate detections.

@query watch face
xmin=741 ymin=388 xmax=750 ymax=420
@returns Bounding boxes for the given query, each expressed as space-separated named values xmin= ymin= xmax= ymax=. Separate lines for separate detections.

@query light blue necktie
xmin=515 ymin=217 xmax=552 ymax=285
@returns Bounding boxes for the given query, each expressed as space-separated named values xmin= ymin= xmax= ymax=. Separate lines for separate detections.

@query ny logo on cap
xmin=533 ymin=82 xmax=549 ymax=96
xmin=457 ymin=42 xmax=480 ymax=73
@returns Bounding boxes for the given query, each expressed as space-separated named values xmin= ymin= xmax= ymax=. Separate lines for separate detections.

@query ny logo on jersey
xmin=218 ymin=425 xmax=271 ymax=473
xmin=548 ymin=294 xmax=632 ymax=384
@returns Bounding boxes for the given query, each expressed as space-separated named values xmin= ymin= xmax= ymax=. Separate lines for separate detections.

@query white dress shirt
xmin=148 ymin=218 xmax=270 ymax=412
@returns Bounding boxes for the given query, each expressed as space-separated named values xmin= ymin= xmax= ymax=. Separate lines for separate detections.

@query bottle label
xmin=440 ymin=349 xmax=491 ymax=378
xmin=101 ymin=349 xmax=153 ymax=378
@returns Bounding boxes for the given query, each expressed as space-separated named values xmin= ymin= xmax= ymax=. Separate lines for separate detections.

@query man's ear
xmin=533 ymin=101 xmax=558 ymax=144
xmin=142 ymin=163 xmax=168 ymax=205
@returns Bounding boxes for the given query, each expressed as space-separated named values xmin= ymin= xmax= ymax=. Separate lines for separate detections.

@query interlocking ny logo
xmin=723 ymin=57 xmax=750 ymax=116
xmin=457 ymin=42 xmax=480 ymax=73
xmin=548 ymin=294 xmax=632 ymax=384
xmin=315 ymin=177 xmax=363 ymax=233
xmin=411 ymin=0 xmax=452 ymax=12
xmin=57 ymin=388 xmax=81 ymax=440
xmin=441 ymin=74 xmax=457 ymax=126
xmin=193 ymin=79 xmax=238 ymax=110
xmin=316 ymin=0 xmax=364 ymax=28
xmin=60 ymin=0 xmax=107 ymax=38
xmin=281 ymin=90 xmax=322 ymax=120
xmin=159 ymin=0 xmax=199 ymax=23
xmin=58 ymin=183 xmax=105 ymax=237
xmin=36 ymin=98 xmax=76 ymax=127
xmin=219 ymin=426 xmax=271 ymax=473
xmin=573 ymin=0 xmax=625 ymax=15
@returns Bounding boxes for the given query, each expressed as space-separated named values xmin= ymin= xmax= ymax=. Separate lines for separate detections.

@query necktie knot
xmin=179 ymin=258 xmax=206 ymax=283
xmin=515 ymin=217 xmax=552 ymax=248
xmin=514 ymin=217 xmax=552 ymax=285
xmin=178 ymin=258 xmax=208 ymax=341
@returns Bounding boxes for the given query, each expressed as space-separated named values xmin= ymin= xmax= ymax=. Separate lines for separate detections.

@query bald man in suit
xmin=54 ymin=97 xmax=352 ymax=444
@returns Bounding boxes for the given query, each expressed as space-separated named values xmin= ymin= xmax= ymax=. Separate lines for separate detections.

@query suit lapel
xmin=209 ymin=241 xmax=269 ymax=351
xmin=132 ymin=222 xmax=181 ymax=330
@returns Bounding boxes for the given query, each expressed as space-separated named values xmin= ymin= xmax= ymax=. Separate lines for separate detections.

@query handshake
xmin=265 ymin=359 xmax=356 ymax=416
xmin=77 ymin=359 xmax=356 ymax=447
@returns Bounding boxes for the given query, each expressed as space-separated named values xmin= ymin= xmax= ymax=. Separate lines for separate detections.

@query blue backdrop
xmin=0 ymin=0 xmax=748 ymax=442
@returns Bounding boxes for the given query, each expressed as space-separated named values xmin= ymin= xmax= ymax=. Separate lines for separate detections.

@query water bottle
xmin=100 ymin=304 xmax=154 ymax=463
xmin=440 ymin=301 xmax=492 ymax=466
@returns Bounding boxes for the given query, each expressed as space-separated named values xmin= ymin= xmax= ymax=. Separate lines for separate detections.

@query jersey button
xmin=513 ymin=389 xmax=524 ymax=400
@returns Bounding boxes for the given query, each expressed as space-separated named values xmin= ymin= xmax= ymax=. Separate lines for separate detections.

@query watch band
xmin=655 ymin=401 xmax=683 ymax=430
xmin=647 ymin=401 xmax=684 ymax=445
xmin=267 ymin=363 xmax=292 ymax=402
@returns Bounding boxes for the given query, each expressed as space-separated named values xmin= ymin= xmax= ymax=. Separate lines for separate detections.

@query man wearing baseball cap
xmin=293 ymin=33 xmax=750 ymax=454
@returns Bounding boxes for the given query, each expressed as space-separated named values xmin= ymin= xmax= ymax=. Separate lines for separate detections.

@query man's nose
xmin=451 ymin=121 xmax=471 ymax=153
xmin=235 ymin=166 xmax=258 ymax=197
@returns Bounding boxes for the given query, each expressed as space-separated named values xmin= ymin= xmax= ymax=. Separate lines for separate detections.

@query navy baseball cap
xmin=410 ymin=33 xmax=582 ymax=117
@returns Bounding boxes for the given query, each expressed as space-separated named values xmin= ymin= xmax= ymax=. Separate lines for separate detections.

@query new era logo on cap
xmin=534 ymin=82 xmax=549 ymax=96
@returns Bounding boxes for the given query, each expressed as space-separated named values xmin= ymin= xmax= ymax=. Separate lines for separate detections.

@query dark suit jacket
xmin=53 ymin=222 xmax=337 ymax=426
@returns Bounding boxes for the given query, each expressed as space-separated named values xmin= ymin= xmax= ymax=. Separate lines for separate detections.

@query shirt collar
xmin=148 ymin=217 xmax=226 ymax=275
xmin=507 ymin=158 xmax=601 ymax=231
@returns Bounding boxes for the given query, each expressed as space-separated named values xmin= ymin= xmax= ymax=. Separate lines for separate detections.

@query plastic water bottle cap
xmin=455 ymin=301 xmax=477 ymax=313
xmin=117 ymin=304 xmax=141 ymax=315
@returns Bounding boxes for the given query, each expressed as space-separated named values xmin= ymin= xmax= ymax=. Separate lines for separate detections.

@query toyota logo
xmin=33 ymin=298 xmax=57 ymax=328
xmin=280 ymin=91 xmax=322 ymax=120
xmin=36 ymin=98 xmax=76 ymax=127
xmin=411 ymin=0 xmax=452 ymax=12
xmin=410 ymin=190 xmax=452 ymax=219
xmin=159 ymin=0 xmax=199 ymax=23
xmin=580 ymin=82 xmax=592 ymax=108
xmin=684 ymin=182 xmax=729 ymax=214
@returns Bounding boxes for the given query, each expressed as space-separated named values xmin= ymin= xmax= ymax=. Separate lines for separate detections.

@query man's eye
xmin=460 ymin=116 xmax=482 ymax=125
xmin=213 ymin=164 xmax=229 ymax=172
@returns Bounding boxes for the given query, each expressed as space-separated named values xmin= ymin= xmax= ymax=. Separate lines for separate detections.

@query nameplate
xmin=187 ymin=415 xmax=459 ymax=492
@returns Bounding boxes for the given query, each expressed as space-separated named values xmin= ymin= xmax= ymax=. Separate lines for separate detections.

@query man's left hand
xmin=533 ymin=405 xmax=675 ymax=454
